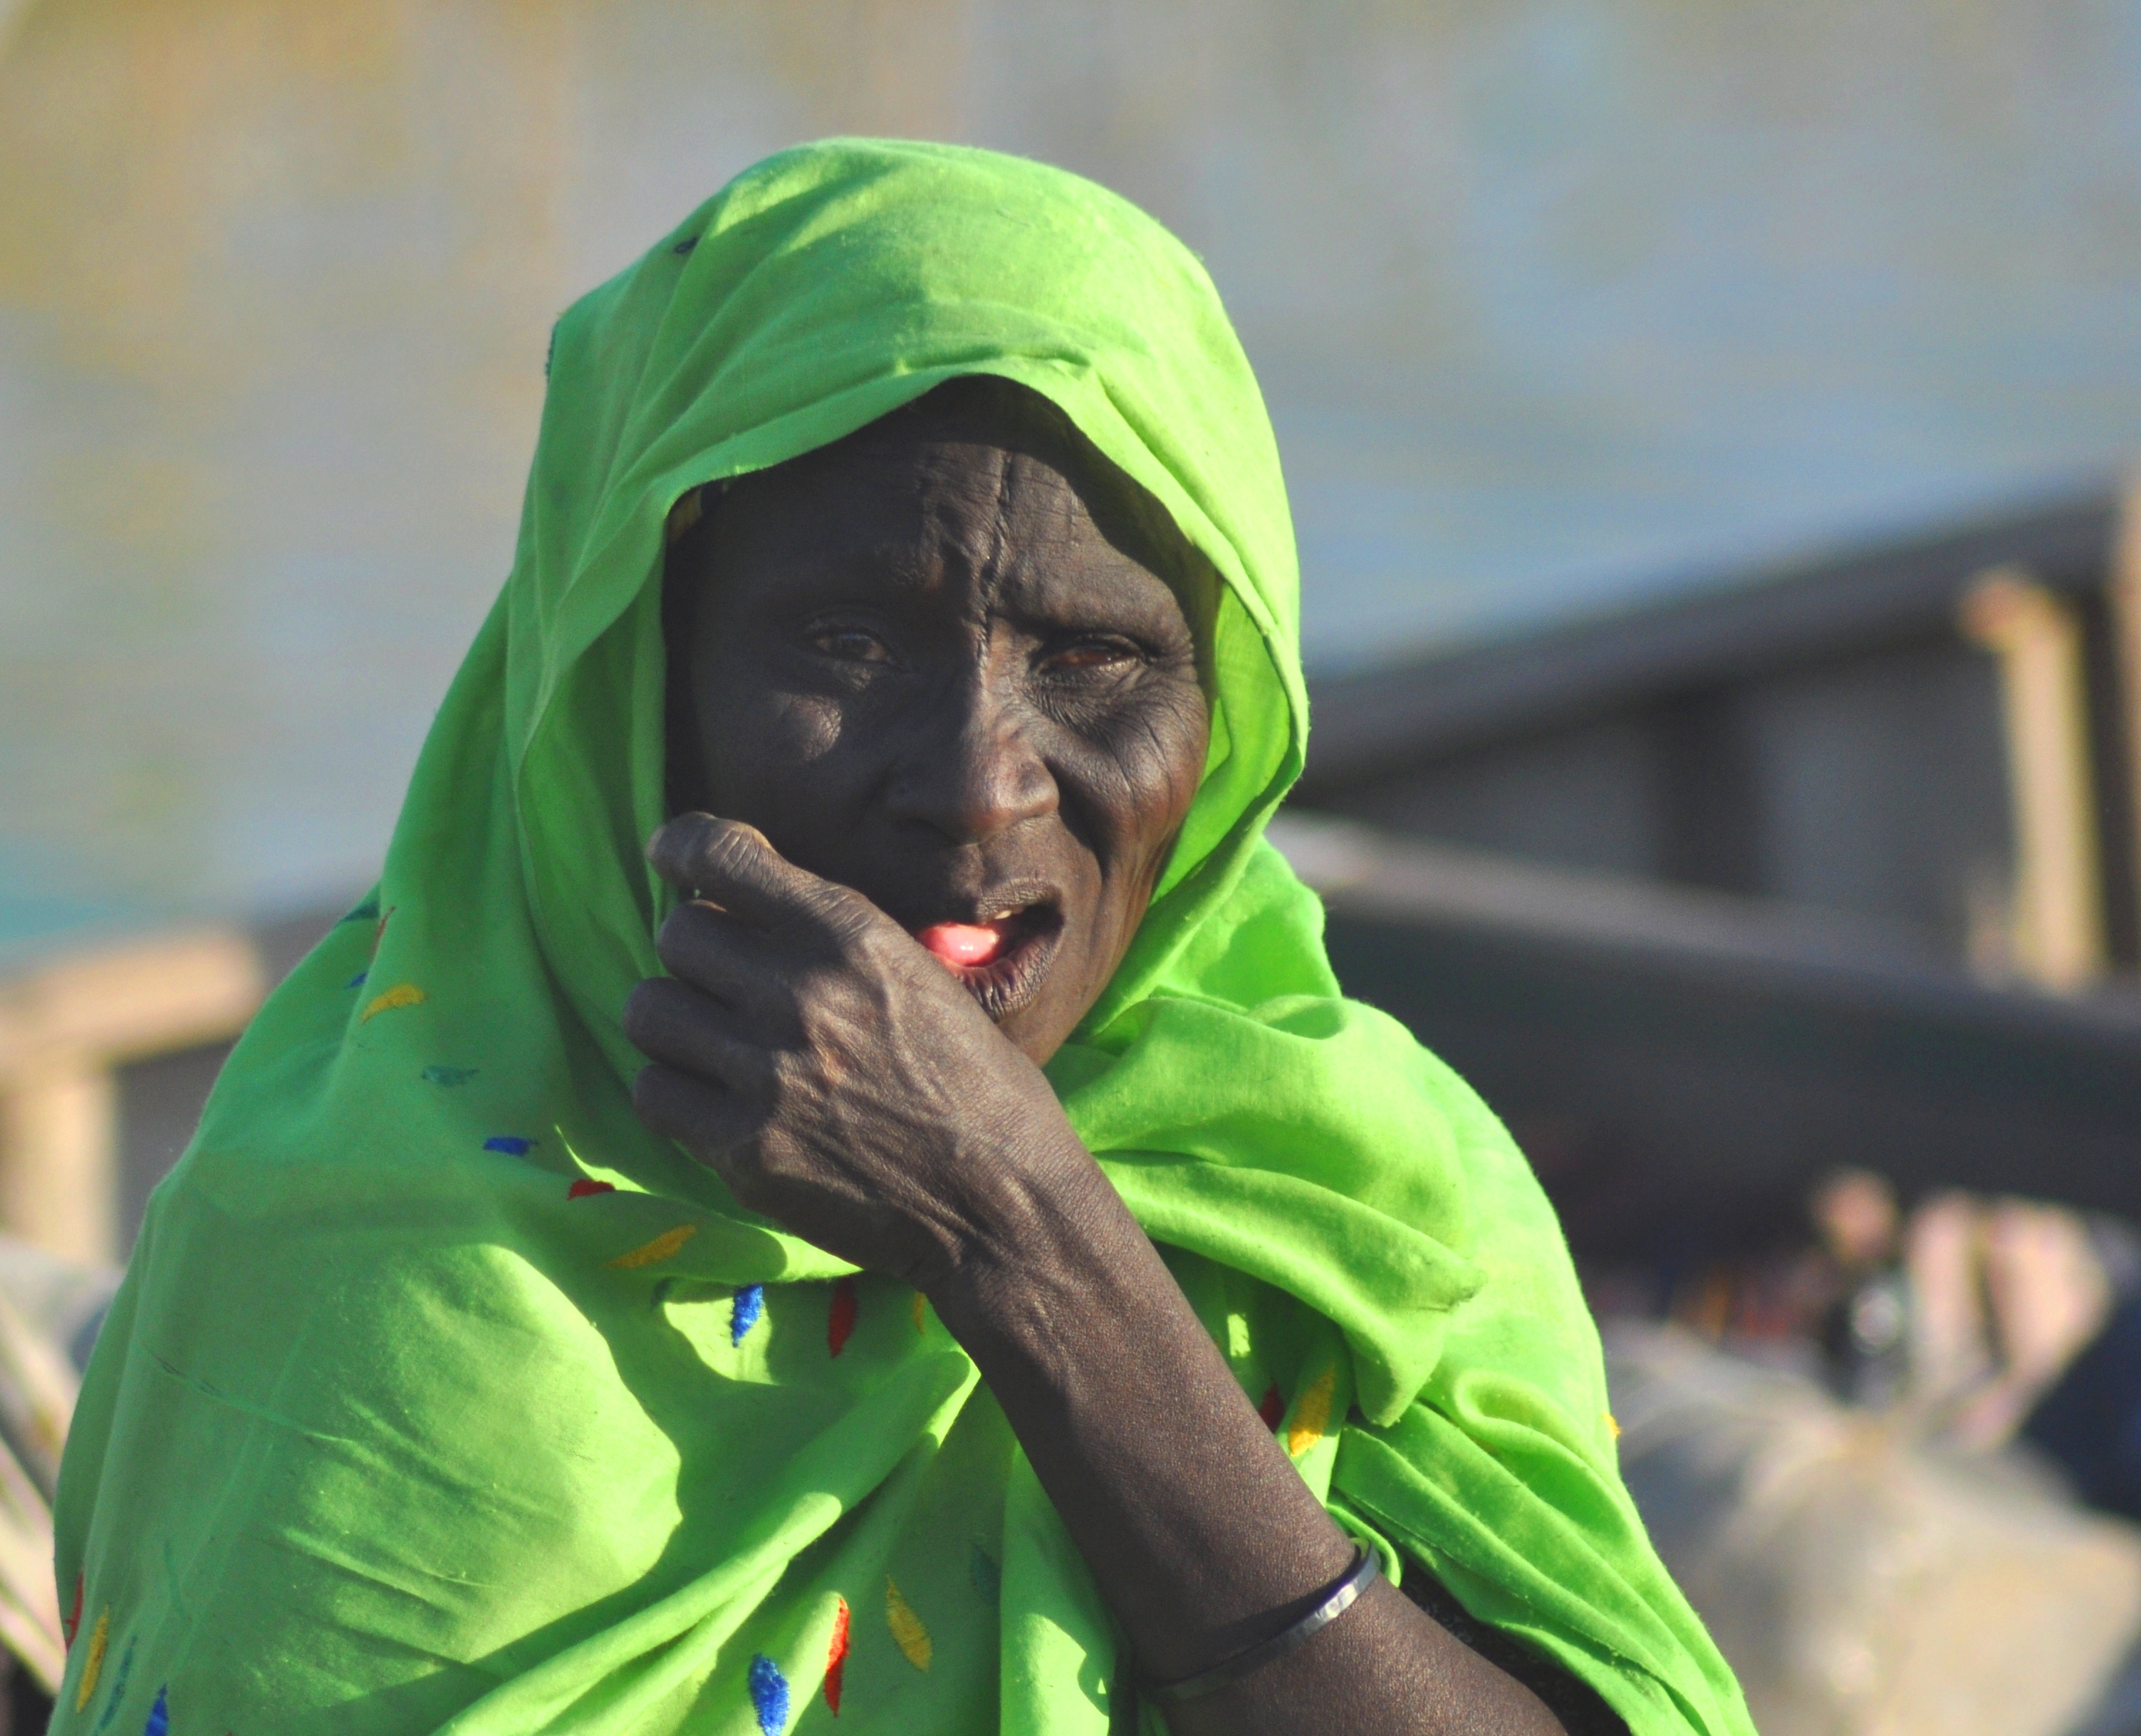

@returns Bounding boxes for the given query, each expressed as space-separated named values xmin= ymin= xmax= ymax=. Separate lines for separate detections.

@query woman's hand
xmin=624 ymin=812 xmax=1105 ymax=1291
xmin=625 ymin=812 xmax=1575 ymax=1736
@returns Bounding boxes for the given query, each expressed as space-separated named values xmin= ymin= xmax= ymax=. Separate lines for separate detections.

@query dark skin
xmin=625 ymin=383 xmax=1569 ymax=1736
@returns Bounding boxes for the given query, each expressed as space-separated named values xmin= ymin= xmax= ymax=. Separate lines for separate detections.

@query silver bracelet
xmin=1140 ymin=1547 xmax=1382 ymax=1704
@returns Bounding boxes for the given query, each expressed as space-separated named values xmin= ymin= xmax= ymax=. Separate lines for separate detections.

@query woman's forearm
xmin=925 ymin=1145 xmax=1568 ymax=1736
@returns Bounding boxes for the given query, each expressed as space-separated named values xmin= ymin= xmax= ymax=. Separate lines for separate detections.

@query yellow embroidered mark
xmin=911 ymin=1291 xmax=928 ymax=1334
xmin=75 ymin=1607 xmax=109 ymax=1710
xmin=360 ymin=982 xmax=426 ymax=1022
xmin=885 ymin=1576 xmax=933 ymax=1670
xmin=1603 ymin=1412 xmax=1622 ymax=1440
xmin=607 ymin=1223 xmax=699 ymax=1269
xmin=1286 ymin=1368 xmax=1336 ymax=1456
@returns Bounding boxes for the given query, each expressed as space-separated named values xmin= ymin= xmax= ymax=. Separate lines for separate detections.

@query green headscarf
xmin=52 ymin=140 xmax=1751 ymax=1736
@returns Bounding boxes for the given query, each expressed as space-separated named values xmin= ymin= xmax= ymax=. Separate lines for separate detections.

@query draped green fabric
xmin=51 ymin=140 xmax=1751 ymax=1736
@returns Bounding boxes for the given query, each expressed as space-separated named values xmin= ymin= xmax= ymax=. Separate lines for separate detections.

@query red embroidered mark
xmin=62 ymin=1572 xmax=80 ymax=1646
xmin=567 ymin=1179 xmax=615 ymax=1200
xmin=828 ymin=1278 xmax=858 ymax=1356
xmin=825 ymin=1595 xmax=851 ymax=1713
xmin=1259 ymin=1383 xmax=1284 ymax=1430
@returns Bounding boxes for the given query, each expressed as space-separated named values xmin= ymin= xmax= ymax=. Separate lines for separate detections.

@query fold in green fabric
xmin=52 ymin=140 xmax=1753 ymax=1736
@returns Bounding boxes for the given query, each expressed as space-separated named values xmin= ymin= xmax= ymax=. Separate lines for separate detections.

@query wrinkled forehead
xmin=667 ymin=376 xmax=1218 ymax=639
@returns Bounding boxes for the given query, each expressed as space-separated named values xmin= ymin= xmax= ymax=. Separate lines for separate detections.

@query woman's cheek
xmin=762 ymin=692 xmax=854 ymax=774
xmin=1123 ymin=687 xmax=1209 ymax=823
xmin=701 ymin=689 xmax=852 ymax=829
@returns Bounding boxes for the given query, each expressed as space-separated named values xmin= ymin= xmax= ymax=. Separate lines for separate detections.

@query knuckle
xmin=656 ymin=811 xmax=719 ymax=875
xmin=656 ymin=812 xmax=769 ymax=901
xmin=702 ymin=818 xmax=771 ymax=883
xmin=814 ymin=885 xmax=877 ymax=945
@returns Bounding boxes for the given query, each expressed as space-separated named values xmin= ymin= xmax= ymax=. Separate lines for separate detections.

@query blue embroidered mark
xmin=970 ymin=1543 xmax=1001 ymax=1602
xmin=483 ymin=1136 xmax=536 ymax=1155
xmin=142 ymin=1686 xmax=168 ymax=1736
xmin=731 ymin=1284 xmax=765 ymax=1345
xmin=91 ymin=1638 xmax=134 ymax=1735
xmin=748 ymin=1653 xmax=790 ymax=1735
xmin=346 ymin=972 xmax=368 ymax=988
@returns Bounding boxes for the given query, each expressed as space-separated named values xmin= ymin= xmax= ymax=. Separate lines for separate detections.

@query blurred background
xmin=4 ymin=1 xmax=2141 ymax=1731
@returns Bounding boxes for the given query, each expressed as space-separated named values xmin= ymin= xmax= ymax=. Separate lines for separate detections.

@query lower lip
xmin=913 ymin=913 xmax=1062 ymax=1019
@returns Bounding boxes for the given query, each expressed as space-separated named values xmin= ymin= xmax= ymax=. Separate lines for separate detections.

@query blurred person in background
xmin=46 ymin=142 xmax=1748 ymax=1736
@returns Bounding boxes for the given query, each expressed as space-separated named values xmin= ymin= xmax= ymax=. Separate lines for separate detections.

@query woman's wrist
xmin=921 ymin=1127 xmax=1131 ymax=1322
xmin=918 ymin=1136 xmax=1370 ymax=1685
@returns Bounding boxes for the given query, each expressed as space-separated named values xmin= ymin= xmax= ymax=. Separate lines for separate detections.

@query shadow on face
xmin=664 ymin=376 xmax=1215 ymax=1063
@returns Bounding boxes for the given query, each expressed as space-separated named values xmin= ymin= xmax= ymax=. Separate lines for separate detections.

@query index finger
xmin=647 ymin=814 xmax=862 ymax=938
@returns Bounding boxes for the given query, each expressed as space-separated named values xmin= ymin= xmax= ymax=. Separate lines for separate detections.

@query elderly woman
xmin=53 ymin=142 xmax=1749 ymax=1736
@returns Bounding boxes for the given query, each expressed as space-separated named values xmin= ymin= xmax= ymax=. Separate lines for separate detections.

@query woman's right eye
xmin=807 ymin=626 xmax=892 ymax=664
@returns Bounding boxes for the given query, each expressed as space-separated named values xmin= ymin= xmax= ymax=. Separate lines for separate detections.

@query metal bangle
xmin=1140 ymin=1547 xmax=1382 ymax=1705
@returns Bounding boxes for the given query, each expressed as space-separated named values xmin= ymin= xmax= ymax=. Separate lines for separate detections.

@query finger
xmin=652 ymin=902 xmax=786 ymax=1022
xmin=648 ymin=814 xmax=870 ymax=940
xmin=622 ymin=978 xmax=776 ymax=1091
xmin=631 ymin=1062 xmax=763 ymax=1165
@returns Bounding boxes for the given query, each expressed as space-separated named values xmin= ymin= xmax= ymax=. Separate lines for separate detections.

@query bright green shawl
xmin=52 ymin=140 xmax=1751 ymax=1736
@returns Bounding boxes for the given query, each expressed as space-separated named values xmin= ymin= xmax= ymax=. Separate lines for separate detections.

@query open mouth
xmin=912 ymin=899 xmax=1064 ymax=1020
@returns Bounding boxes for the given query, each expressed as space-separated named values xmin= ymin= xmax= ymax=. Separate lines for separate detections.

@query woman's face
xmin=671 ymin=393 xmax=1212 ymax=1064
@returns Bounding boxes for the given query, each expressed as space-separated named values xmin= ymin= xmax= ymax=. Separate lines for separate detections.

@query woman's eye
xmin=1041 ymin=638 xmax=1142 ymax=675
xmin=808 ymin=627 xmax=892 ymax=664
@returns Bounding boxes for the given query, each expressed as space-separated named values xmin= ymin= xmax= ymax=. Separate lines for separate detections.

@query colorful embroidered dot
xmin=885 ymin=1576 xmax=932 ymax=1670
xmin=360 ymin=982 xmax=424 ymax=1022
xmin=828 ymin=1277 xmax=858 ymax=1356
xmin=93 ymin=1637 xmax=134 ymax=1734
xmin=748 ymin=1653 xmax=789 ymax=1735
xmin=824 ymin=1595 xmax=851 ymax=1714
xmin=1286 ymin=1368 xmax=1336 ymax=1457
xmin=731 ymin=1284 xmax=765 ymax=1345
xmin=74 ymin=1608 xmax=108 ymax=1710
xmin=608 ymin=1224 xmax=697 ymax=1269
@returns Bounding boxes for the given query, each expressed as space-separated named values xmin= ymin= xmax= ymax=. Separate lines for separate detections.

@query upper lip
xmin=909 ymin=879 xmax=1064 ymax=931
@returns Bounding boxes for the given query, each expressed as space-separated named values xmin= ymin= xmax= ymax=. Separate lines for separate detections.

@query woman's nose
xmin=885 ymin=677 xmax=1058 ymax=845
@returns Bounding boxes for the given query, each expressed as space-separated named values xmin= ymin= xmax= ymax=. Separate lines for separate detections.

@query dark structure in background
xmin=1298 ymin=492 xmax=2136 ymax=972
xmin=1276 ymin=821 xmax=2141 ymax=1269
xmin=1288 ymin=487 xmax=2141 ymax=1267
